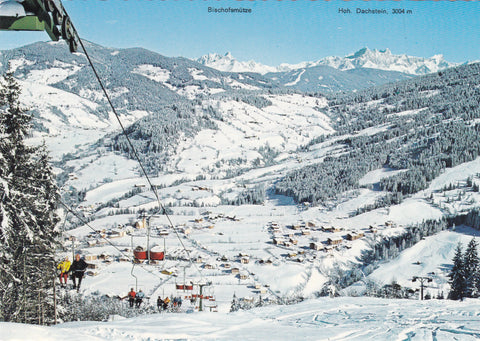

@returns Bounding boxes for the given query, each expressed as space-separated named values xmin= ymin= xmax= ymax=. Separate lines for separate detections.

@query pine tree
xmin=230 ymin=293 xmax=240 ymax=312
xmin=448 ymin=243 xmax=467 ymax=300
xmin=0 ymin=71 xmax=60 ymax=324
xmin=464 ymin=238 xmax=480 ymax=298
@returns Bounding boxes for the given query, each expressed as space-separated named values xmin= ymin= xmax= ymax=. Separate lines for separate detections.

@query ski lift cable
xmin=60 ymin=9 xmax=204 ymax=280
xmin=59 ymin=199 xmax=165 ymax=281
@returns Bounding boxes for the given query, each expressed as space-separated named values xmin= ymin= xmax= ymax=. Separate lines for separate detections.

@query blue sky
xmin=1 ymin=0 xmax=479 ymax=65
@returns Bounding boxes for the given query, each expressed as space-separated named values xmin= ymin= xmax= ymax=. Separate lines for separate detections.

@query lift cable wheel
xmin=43 ymin=0 xmax=55 ymax=12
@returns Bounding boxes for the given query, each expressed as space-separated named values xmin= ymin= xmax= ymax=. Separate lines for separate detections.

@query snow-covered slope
xmin=265 ymin=64 xmax=412 ymax=92
xmin=169 ymin=94 xmax=332 ymax=176
xmin=3 ymin=297 xmax=480 ymax=340
xmin=3 ymin=42 xmax=458 ymax=162
xmin=368 ymin=226 xmax=480 ymax=291
xmin=0 ymin=41 xmax=281 ymax=159
xmin=18 ymin=77 xmax=148 ymax=158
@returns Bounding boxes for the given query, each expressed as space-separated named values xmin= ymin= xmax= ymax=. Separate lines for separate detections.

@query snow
xmin=24 ymin=61 xmax=81 ymax=85
xmin=177 ymin=85 xmax=204 ymax=99
xmin=78 ymin=88 xmax=105 ymax=103
xmin=189 ymin=68 xmax=208 ymax=81
xmin=18 ymin=80 xmax=101 ymax=125
xmin=0 ymin=1 xmax=26 ymax=17
xmin=387 ymin=199 xmax=444 ymax=226
xmin=8 ymin=57 xmax=35 ymax=73
xmin=352 ymin=123 xmax=393 ymax=137
xmin=225 ymin=77 xmax=260 ymax=91
xmin=419 ymin=89 xmax=441 ymax=98
xmin=19 ymin=75 xmax=149 ymax=159
xmin=428 ymin=157 xmax=480 ymax=192
xmin=132 ymin=64 xmax=171 ymax=83
xmin=38 ymin=81 xmax=480 ymax=339
xmin=82 ymin=177 xmax=143 ymax=205
xmin=368 ymin=226 xmax=480 ymax=293
xmin=58 ymin=124 xmax=480 ymax=311
xmin=2 ymin=297 xmax=480 ymax=340
xmin=284 ymin=69 xmax=305 ymax=86
xmin=170 ymin=94 xmax=332 ymax=175
xmin=359 ymin=167 xmax=408 ymax=186
xmin=55 ymin=166 xmax=453 ymax=316
xmin=387 ymin=108 xmax=428 ymax=118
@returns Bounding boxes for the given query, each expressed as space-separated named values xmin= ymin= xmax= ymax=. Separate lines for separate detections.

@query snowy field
xmin=367 ymin=226 xmax=480 ymax=290
xmin=2 ymin=297 xmax=480 ymax=340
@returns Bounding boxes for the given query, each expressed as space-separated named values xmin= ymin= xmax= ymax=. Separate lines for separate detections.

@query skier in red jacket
xmin=126 ymin=288 xmax=136 ymax=308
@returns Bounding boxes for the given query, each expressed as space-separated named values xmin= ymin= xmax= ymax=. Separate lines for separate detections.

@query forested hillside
xmin=276 ymin=63 xmax=480 ymax=204
xmin=108 ymin=102 xmax=222 ymax=173
xmin=0 ymin=41 xmax=281 ymax=136
xmin=264 ymin=65 xmax=412 ymax=92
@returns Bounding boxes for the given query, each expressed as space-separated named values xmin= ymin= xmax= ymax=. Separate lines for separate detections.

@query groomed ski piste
xmin=2 ymin=296 xmax=480 ymax=340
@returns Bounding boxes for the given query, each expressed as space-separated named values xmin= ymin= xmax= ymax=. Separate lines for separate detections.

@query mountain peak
xmin=350 ymin=47 xmax=369 ymax=58
xmin=347 ymin=47 xmax=393 ymax=59
xmin=196 ymin=52 xmax=277 ymax=74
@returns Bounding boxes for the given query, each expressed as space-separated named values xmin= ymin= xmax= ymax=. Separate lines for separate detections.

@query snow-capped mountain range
xmin=197 ymin=47 xmax=459 ymax=76
xmin=196 ymin=52 xmax=278 ymax=74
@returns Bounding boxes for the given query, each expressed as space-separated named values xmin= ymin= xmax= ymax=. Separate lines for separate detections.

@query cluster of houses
xmin=198 ymin=253 xmax=271 ymax=292
xmin=66 ymin=203 xmax=399 ymax=294
xmin=266 ymin=220 xmax=371 ymax=256
xmin=62 ymin=224 xmax=131 ymax=249
xmin=310 ymin=226 xmax=366 ymax=252
xmin=191 ymin=185 xmax=211 ymax=192
xmin=83 ymin=226 xmax=132 ymax=247
xmin=77 ymin=204 xmax=98 ymax=214
xmin=270 ymin=221 xmax=302 ymax=247
xmin=133 ymin=217 xmax=194 ymax=237
xmin=199 ymin=211 xmax=241 ymax=222
xmin=269 ymin=221 xmax=316 ymax=246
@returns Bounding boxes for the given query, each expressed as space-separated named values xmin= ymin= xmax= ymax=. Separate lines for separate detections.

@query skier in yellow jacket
xmin=57 ymin=257 xmax=71 ymax=288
